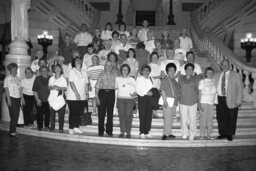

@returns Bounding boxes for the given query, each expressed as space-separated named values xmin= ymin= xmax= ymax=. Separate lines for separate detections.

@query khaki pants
xmin=163 ymin=106 xmax=176 ymax=136
xmin=199 ymin=103 xmax=214 ymax=137
xmin=179 ymin=104 xmax=198 ymax=138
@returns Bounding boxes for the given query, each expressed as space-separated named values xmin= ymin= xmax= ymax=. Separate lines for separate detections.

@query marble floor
xmin=0 ymin=131 xmax=256 ymax=171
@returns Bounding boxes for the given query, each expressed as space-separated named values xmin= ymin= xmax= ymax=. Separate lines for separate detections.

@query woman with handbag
xmin=67 ymin=57 xmax=89 ymax=134
xmin=48 ymin=64 xmax=67 ymax=133
xmin=135 ymin=64 xmax=154 ymax=139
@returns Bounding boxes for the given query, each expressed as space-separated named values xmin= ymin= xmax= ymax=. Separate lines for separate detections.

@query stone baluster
xmin=239 ymin=68 xmax=243 ymax=78
xmin=251 ymin=73 xmax=256 ymax=107
xmin=233 ymin=64 xmax=237 ymax=72
xmin=243 ymin=70 xmax=252 ymax=102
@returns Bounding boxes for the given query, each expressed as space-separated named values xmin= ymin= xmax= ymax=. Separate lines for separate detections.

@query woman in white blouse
xmin=148 ymin=52 xmax=162 ymax=89
xmin=4 ymin=63 xmax=21 ymax=137
xmin=21 ymin=67 xmax=36 ymax=128
xmin=135 ymin=64 xmax=154 ymax=138
xmin=101 ymin=22 xmax=113 ymax=40
xmin=66 ymin=57 xmax=89 ymax=134
xmin=116 ymin=64 xmax=136 ymax=138
xmin=48 ymin=64 xmax=68 ymax=133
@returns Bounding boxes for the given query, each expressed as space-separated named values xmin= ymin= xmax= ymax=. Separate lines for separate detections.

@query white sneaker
xmin=74 ymin=128 xmax=83 ymax=134
xmin=189 ymin=136 xmax=194 ymax=141
xmin=69 ymin=129 xmax=74 ymax=135
xmin=140 ymin=133 xmax=146 ymax=139
xmin=182 ymin=135 xmax=188 ymax=140
xmin=146 ymin=133 xmax=153 ymax=138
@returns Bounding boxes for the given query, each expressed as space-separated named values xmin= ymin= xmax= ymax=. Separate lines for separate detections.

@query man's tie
xmin=221 ymin=72 xmax=226 ymax=96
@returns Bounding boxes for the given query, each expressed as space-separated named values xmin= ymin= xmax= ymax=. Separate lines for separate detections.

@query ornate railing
xmin=191 ymin=10 xmax=256 ymax=107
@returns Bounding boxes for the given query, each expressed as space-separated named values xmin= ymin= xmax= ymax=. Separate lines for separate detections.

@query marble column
xmin=1 ymin=0 xmax=31 ymax=122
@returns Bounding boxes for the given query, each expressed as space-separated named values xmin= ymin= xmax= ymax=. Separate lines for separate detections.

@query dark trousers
xmin=22 ymin=94 xmax=35 ymax=125
xmin=8 ymin=97 xmax=21 ymax=133
xmin=138 ymin=95 xmax=153 ymax=134
xmin=98 ymin=89 xmax=115 ymax=134
xmin=36 ymin=102 xmax=50 ymax=129
xmin=50 ymin=105 xmax=66 ymax=130
xmin=117 ymin=98 xmax=134 ymax=135
xmin=216 ymin=96 xmax=239 ymax=136
xmin=77 ymin=46 xmax=87 ymax=60
xmin=67 ymin=100 xmax=86 ymax=129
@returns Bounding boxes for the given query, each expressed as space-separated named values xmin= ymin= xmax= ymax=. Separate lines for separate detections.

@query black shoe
xmin=126 ymin=135 xmax=131 ymax=138
xmin=162 ymin=135 xmax=168 ymax=140
xmin=119 ymin=134 xmax=124 ymax=138
xmin=217 ymin=135 xmax=226 ymax=139
xmin=98 ymin=133 xmax=104 ymax=137
xmin=9 ymin=133 xmax=18 ymax=137
xmin=38 ymin=128 xmax=42 ymax=131
xmin=107 ymin=133 xmax=113 ymax=137
xmin=59 ymin=130 xmax=64 ymax=133
xmin=168 ymin=135 xmax=176 ymax=139
xmin=227 ymin=136 xmax=233 ymax=141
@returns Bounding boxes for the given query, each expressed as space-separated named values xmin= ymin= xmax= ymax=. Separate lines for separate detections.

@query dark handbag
xmin=80 ymin=100 xmax=92 ymax=126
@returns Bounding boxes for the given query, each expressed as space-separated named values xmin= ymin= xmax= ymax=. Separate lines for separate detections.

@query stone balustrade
xmin=191 ymin=11 xmax=256 ymax=107
xmin=70 ymin=0 xmax=96 ymax=20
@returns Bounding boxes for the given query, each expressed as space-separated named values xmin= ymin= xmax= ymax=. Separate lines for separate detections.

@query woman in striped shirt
xmin=87 ymin=55 xmax=104 ymax=114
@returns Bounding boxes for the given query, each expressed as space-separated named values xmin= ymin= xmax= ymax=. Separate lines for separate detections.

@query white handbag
xmin=48 ymin=91 xmax=66 ymax=111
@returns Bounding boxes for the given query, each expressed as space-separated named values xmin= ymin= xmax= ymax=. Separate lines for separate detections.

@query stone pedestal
xmin=1 ymin=38 xmax=31 ymax=122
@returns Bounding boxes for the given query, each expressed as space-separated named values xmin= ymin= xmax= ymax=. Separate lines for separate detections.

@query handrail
xmin=190 ymin=10 xmax=256 ymax=106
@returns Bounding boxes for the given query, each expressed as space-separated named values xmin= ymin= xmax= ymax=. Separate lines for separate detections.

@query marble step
xmin=1 ymin=122 xmax=256 ymax=147
xmin=55 ymin=123 xmax=256 ymax=136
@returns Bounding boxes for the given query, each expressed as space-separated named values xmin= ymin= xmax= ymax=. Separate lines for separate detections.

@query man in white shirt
xmin=180 ymin=51 xmax=202 ymax=75
xmin=74 ymin=24 xmax=93 ymax=57
xmin=138 ymin=20 xmax=150 ymax=42
xmin=114 ymin=34 xmax=133 ymax=62
xmin=144 ymin=31 xmax=155 ymax=54
xmin=179 ymin=28 xmax=193 ymax=52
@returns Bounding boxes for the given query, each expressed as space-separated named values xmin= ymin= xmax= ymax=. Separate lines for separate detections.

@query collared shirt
xmin=48 ymin=75 xmax=67 ymax=100
xmin=21 ymin=76 xmax=36 ymax=96
xmin=123 ymin=58 xmax=139 ymax=77
xmin=66 ymin=68 xmax=88 ymax=100
xmin=82 ymin=53 xmax=96 ymax=70
xmin=4 ymin=75 xmax=21 ymax=98
xmin=74 ymin=32 xmax=93 ymax=47
xmin=138 ymin=28 xmax=149 ymax=42
xmin=135 ymin=76 xmax=153 ymax=96
xmin=32 ymin=76 xmax=50 ymax=102
xmin=179 ymin=36 xmax=193 ymax=52
xmin=95 ymin=71 xmax=116 ymax=90
xmin=181 ymin=62 xmax=202 ymax=75
xmin=144 ymin=40 xmax=156 ymax=54
xmin=115 ymin=76 xmax=136 ymax=99
xmin=113 ymin=42 xmax=133 ymax=55
xmin=217 ymin=70 xmax=230 ymax=96
xmin=97 ymin=49 xmax=111 ymax=65
xmin=101 ymin=30 xmax=113 ymax=40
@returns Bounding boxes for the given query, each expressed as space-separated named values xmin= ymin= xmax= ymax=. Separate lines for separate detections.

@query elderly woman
xmin=136 ymin=64 xmax=154 ymax=138
xmin=4 ymin=63 xmax=21 ymax=137
xmin=101 ymin=22 xmax=113 ymax=41
xmin=32 ymin=65 xmax=50 ymax=131
xmin=160 ymin=63 xmax=180 ymax=140
xmin=66 ymin=57 xmax=89 ymax=134
xmin=21 ymin=67 xmax=36 ymax=128
xmin=48 ymin=64 xmax=67 ymax=133
xmin=87 ymin=55 xmax=104 ymax=114
xmin=116 ymin=64 xmax=136 ymax=138
xmin=123 ymin=48 xmax=139 ymax=78
xmin=95 ymin=60 xmax=117 ymax=137
xmin=198 ymin=67 xmax=217 ymax=139
xmin=178 ymin=63 xmax=199 ymax=140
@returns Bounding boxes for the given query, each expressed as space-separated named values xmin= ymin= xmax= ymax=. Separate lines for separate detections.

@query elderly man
xmin=58 ymin=34 xmax=77 ymax=65
xmin=179 ymin=28 xmax=193 ymax=53
xmin=113 ymin=34 xmax=133 ymax=62
xmin=73 ymin=24 xmax=93 ymax=58
xmin=214 ymin=59 xmax=243 ymax=141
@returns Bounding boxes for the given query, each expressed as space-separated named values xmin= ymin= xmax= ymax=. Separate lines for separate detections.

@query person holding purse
xmin=160 ymin=63 xmax=180 ymax=140
xmin=48 ymin=64 xmax=67 ymax=133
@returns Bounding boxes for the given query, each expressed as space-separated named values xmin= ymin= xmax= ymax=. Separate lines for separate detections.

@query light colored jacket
xmin=213 ymin=71 xmax=243 ymax=109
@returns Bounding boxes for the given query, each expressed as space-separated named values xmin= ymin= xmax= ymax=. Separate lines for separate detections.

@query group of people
xmin=4 ymin=20 xmax=243 ymax=142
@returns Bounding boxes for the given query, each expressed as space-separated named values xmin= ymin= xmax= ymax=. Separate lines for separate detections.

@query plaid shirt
xmin=95 ymin=71 xmax=117 ymax=90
